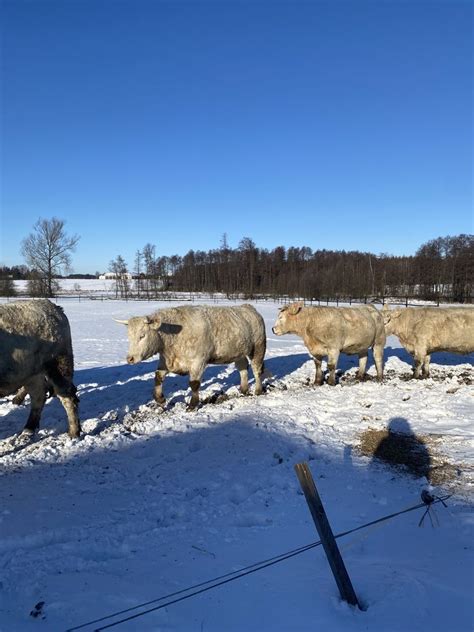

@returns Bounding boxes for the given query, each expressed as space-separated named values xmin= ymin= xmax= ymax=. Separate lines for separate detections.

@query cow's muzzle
xmin=127 ymin=355 xmax=136 ymax=364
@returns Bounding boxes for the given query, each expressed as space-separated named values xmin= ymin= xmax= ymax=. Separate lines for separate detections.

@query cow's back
xmin=339 ymin=305 xmax=384 ymax=352
xmin=154 ymin=304 xmax=265 ymax=367
xmin=201 ymin=305 xmax=265 ymax=363
xmin=401 ymin=307 xmax=474 ymax=354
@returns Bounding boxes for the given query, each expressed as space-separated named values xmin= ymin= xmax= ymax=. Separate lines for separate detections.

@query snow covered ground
xmin=0 ymin=298 xmax=473 ymax=631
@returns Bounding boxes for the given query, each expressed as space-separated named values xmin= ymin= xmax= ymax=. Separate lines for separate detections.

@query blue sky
xmin=1 ymin=0 xmax=472 ymax=274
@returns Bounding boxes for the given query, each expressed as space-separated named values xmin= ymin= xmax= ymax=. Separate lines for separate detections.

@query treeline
xmin=117 ymin=233 xmax=473 ymax=303
xmin=187 ymin=235 xmax=472 ymax=301
xmin=2 ymin=233 xmax=473 ymax=302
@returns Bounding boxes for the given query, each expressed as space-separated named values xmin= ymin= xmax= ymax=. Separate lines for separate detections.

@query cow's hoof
xmin=151 ymin=400 xmax=166 ymax=411
xmin=21 ymin=427 xmax=36 ymax=437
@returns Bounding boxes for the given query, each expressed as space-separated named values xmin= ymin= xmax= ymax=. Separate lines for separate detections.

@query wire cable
xmin=67 ymin=494 xmax=451 ymax=631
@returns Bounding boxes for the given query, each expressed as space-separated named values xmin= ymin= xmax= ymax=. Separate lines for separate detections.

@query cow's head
xmin=381 ymin=304 xmax=401 ymax=335
xmin=115 ymin=315 xmax=162 ymax=363
xmin=272 ymin=301 xmax=303 ymax=335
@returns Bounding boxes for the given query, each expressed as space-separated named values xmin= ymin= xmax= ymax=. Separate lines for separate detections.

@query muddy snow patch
xmin=357 ymin=427 xmax=473 ymax=493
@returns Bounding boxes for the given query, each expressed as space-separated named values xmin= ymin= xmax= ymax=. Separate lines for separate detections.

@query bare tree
xmin=109 ymin=255 xmax=130 ymax=299
xmin=142 ymin=243 xmax=157 ymax=297
xmin=238 ymin=237 xmax=258 ymax=298
xmin=134 ymin=249 xmax=143 ymax=297
xmin=21 ymin=217 xmax=80 ymax=297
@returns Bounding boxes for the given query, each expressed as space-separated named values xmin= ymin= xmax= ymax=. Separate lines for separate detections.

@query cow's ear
xmin=288 ymin=301 xmax=303 ymax=315
xmin=148 ymin=315 xmax=162 ymax=330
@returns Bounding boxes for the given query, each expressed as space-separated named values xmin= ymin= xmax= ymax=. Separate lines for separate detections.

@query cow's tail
xmin=45 ymin=348 xmax=78 ymax=403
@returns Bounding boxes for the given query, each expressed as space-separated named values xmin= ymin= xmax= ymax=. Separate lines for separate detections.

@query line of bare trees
xmin=105 ymin=233 xmax=472 ymax=303
xmin=1 ymin=227 xmax=472 ymax=302
xmin=168 ymin=234 xmax=473 ymax=303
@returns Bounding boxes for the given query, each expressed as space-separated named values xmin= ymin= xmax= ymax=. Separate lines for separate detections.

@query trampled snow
xmin=0 ymin=296 xmax=473 ymax=631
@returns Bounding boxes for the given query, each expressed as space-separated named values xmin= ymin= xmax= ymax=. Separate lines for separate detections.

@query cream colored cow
xmin=382 ymin=305 xmax=474 ymax=378
xmin=272 ymin=302 xmax=385 ymax=385
xmin=118 ymin=304 xmax=266 ymax=409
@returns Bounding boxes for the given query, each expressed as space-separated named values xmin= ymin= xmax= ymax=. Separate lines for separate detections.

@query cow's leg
xmin=45 ymin=361 xmax=81 ymax=437
xmin=23 ymin=379 xmax=46 ymax=435
xmin=236 ymin=357 xmax=249 ymax=395
xmin=327 ymin=350 xmax=340 ymax=386
xmin=153 ymin=368 xmax=168 ymax=405
xmin=250 ymin=357 xmax=264 ymax=395
xmin=373 ymin=342 xmax=384 ymax=381
xmin=249 ymin=341 xmax=266 ymax=396
xmin=413 ymin=350 xmax=426 ymax=379
xmin=422 ymin=354 xmax=431 ymax=378
xmin=187 ymin=364 xmax=205 ymax=410
xmin=57 ymin=394 xmax=81 ymax=438
xmin=313 ymin=357 xmax=324 ymax=385
xmin=12 ymin=386 xmax=28 ymax=406
xmin=15 ymin=381 xmax=54 ymax=405
xmin=357 ymin=352 xmax=368 ymax=381
xmin=188 ymin=379 xmax=201 ymax=410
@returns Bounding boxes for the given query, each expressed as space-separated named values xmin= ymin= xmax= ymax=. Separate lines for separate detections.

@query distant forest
xmin=1 ymin=233 xmax=473 ymax=303
xmin=129 ymin=234 xmax=473 ymax=303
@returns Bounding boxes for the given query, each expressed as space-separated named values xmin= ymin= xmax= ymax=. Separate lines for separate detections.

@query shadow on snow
xmin=0 ymin=411 xmax=469 ymax=632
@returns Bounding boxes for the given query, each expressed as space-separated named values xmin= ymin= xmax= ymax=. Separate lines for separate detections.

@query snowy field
xmin=0 ymin=297 xmax=473 ymax=631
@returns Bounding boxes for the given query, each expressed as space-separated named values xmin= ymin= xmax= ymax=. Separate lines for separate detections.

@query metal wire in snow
xmin=66 ymin=494 xmax=451 ymax=632
xmin=66 ymin=540 xmax=321 ymax=632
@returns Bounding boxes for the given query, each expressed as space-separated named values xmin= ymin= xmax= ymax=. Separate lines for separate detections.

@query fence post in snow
xmin=294 ymin=462 xmax=361 ymax=610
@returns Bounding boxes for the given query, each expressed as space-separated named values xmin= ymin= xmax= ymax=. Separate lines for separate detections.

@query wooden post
xmin=294 ymin=462 xmax=361 ymax=609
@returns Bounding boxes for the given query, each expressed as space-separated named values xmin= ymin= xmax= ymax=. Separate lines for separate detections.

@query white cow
xmin=272 ymin=302 xmax=385 ymax=385
xmin=117 ymin=304 xmax=266 ymax=408
xmin=382 ymin=305 xmax=474 ymax=378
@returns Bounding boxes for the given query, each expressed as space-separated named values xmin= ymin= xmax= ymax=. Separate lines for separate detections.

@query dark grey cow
xmin=0 ymin=299 xmax=80 ymax=437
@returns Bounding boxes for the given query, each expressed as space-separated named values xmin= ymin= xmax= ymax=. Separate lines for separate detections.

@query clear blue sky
xmin=1 ymin=0 xmax=472 ymax=274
